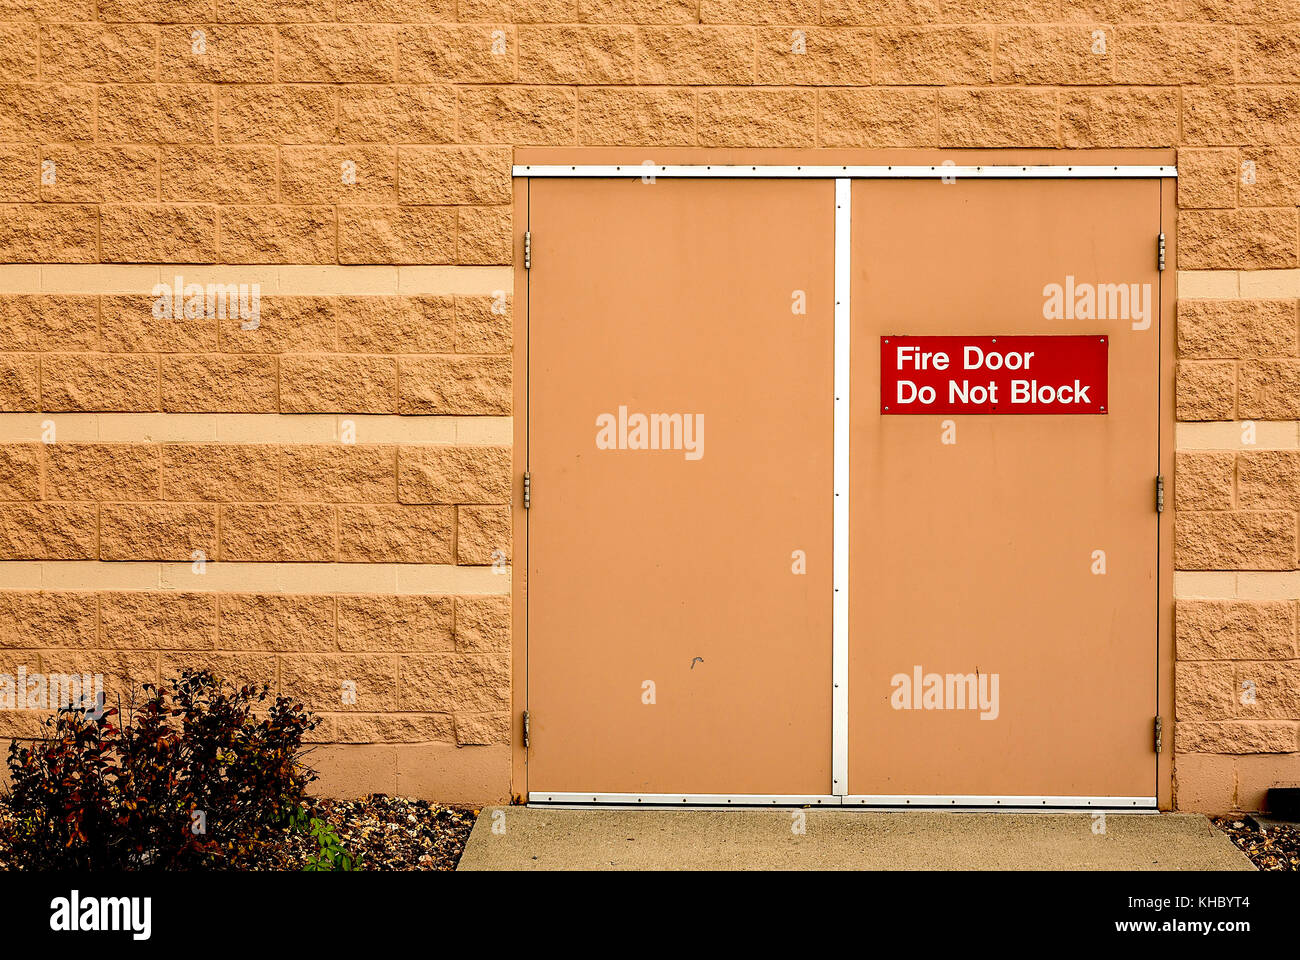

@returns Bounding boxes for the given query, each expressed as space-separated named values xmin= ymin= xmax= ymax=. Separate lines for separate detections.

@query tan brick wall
xmin=1 ymin=1 xmax=1299 ymax=809
xmin=1174 ymin=267 xmax=1300 ymax=808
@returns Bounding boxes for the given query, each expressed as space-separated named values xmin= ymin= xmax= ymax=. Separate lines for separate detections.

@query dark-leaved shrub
xmin=0 ymin=669 xmax=319 ymax=870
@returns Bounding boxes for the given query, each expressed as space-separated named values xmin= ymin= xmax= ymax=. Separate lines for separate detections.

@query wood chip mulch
xmin=0 ymin=795 xmax=479 ymax=871
xmin=1212 ymin=815 xmax=1300 ymax=871
xmin=257 ymin=796 xmax=479 ymax=871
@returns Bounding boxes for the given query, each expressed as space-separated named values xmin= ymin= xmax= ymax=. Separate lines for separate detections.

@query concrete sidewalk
xmin=458 ymin=808 xmax=1255 ymax=871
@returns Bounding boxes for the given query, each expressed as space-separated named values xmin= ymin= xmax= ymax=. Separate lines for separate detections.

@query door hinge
xmin=1157 ymin=232 xmax=1166 ymax=271
xmin=522 ymin=471 xmax=531 ymax=509
xmin=1154 ymin=715 xmax=1163 ymax=754
xmin=1155 ymin=474 xmax=1165 ymax=513
xmin=524 ymin=230 xmax=531 ymax=270
xmin=522 ymin=710 xmax=530 ymax=749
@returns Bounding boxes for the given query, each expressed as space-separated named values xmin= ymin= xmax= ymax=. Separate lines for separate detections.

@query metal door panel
xmin=527 ymin=177 xmax=835 ymax=796
xmin=848 ymin=178 xmax=1160 ymax=800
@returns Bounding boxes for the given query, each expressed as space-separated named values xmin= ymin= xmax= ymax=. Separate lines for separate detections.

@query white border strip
xmin=529 ymin=793 xmax=1158 ymax=808
xmin=528 ymin=793 xmax=842 ymax=806
xmin=514 ymin=164 xmax=1176 ymax=179
xmin=832 ymin=179 xmax=850 ymax=796
xmin=845 ymin=795 xmax=1157 ymax=808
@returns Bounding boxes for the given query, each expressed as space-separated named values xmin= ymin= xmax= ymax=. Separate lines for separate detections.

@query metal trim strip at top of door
xmin=513 ymin=164 xmax=1176 ymax=179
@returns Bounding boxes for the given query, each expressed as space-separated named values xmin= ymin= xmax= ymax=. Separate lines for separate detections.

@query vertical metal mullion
xmin=524 ymin=178 xmax=532 ymax=784
xmin=832 ymin=179 xmax=850 ymax=796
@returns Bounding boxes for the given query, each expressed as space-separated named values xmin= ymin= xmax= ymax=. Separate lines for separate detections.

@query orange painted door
xmin=527 ymin=178 xmax=834 ymax=797
xmin=849 ymin=178 xmax=1161 ymax=799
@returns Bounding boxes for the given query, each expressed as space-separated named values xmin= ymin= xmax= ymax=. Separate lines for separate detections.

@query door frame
xmin=510 ymin=148 xmax=1178 ymax=809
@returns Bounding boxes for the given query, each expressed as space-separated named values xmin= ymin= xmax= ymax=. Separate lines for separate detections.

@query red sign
xmin=880 ymin=336 xmax=1108 ymax=415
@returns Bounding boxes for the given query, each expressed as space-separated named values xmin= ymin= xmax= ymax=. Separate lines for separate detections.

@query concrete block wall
xmin=0 ymin=0 xmax=1297 ymax=809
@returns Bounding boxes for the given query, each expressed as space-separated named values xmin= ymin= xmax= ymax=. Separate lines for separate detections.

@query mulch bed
xmin=1212 ymin=815 xmax=1300 ymax=872
xmin=0 ymin=795 xmax=479 ymax=871
xmin=258 ymin=796 xmax=478 ymax=871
